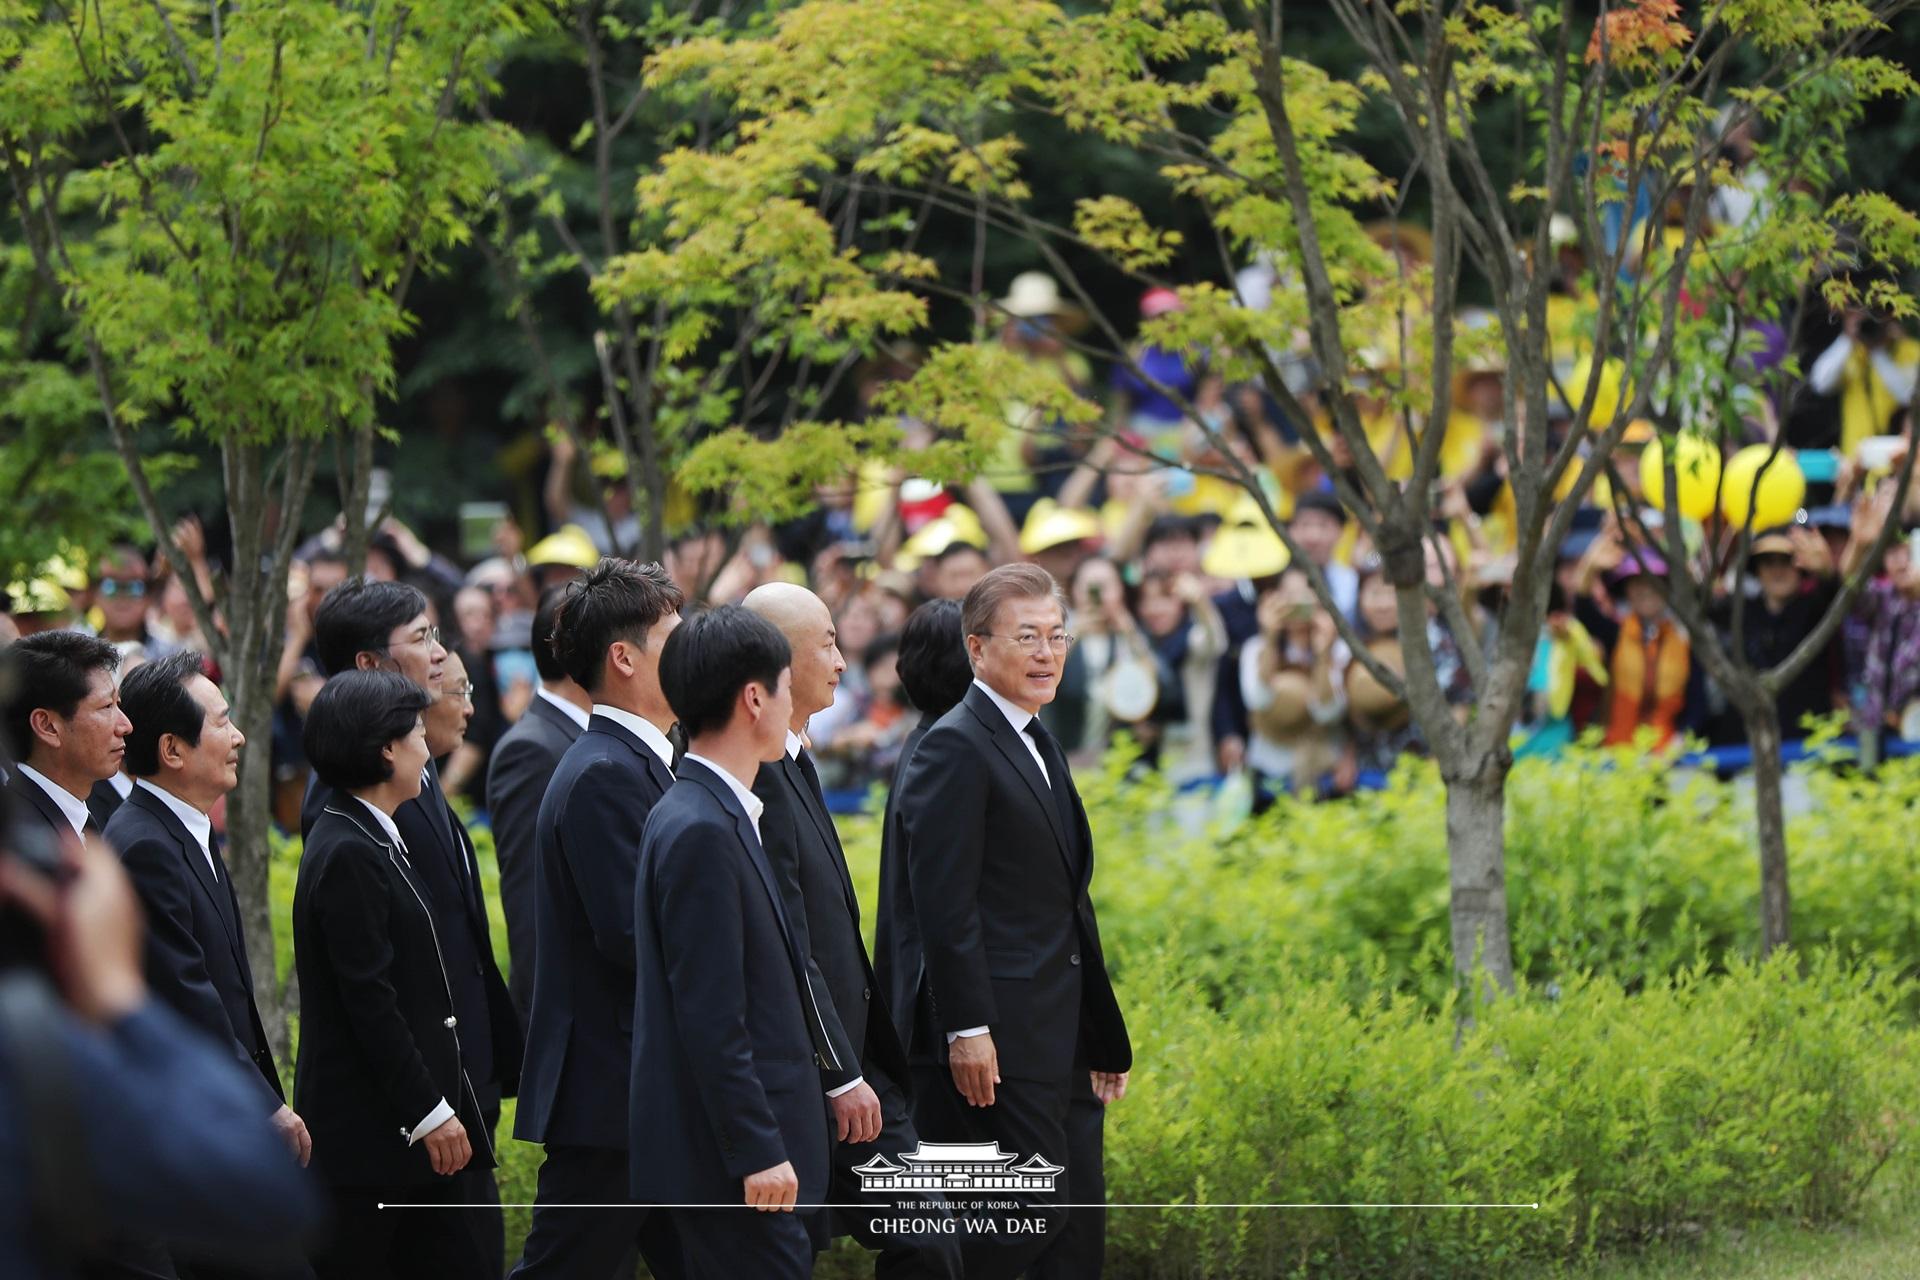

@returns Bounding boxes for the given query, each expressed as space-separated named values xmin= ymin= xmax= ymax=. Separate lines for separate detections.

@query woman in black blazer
xmin=292 ymin=670 xmax=494 ymax=1278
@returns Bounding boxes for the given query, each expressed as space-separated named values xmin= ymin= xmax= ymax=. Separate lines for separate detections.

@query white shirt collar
xmin=355 ymin=795 xmax=408 ymax=852
xmin=972 ymin=678 xmax=1036 ymax=734
xmin=681 ymin=752 xmax=765 ymax=838
xmin=592 ymin=704 xmax=676 ymax=771
xmin=135 ymin=779 xmax=216 ymax=873
xmin=16 ymin=763 xmax=90 ymax=838
xmin=784 ymin=729 xmax=805 ymax=761
xmin=107 ymin=771 xmax=135 ymax=800
xmin=536 ymin=685 xmax=591 ymax=732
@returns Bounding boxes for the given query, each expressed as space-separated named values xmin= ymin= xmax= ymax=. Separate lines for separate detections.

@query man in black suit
xmin=88 ymin=770 xmax=133 ymax=832
xmin=298 ymin=579 xmax=519 ymax=1279
xmin=107 ymin=651 xmax=313 ymax=1277
xmin=872 ymin=599 xmax=973 ymax=1143
xmin=512 ymin=560 xmax=685 ymax=1280
xmin=745 ymin=583 xmax=962 ymax=1280
xmin=630 ymin=606 xmax=828 ymax=1280
xmin=899 ymin=564 xmax=1132 ymax=1280
xmin=485 ymin=586 xmax=589 ymax=1025
xmin=2 ymin=630 xmax=131 ymax=850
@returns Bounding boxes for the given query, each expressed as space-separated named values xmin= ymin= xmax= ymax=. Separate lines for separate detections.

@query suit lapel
xmin=10 ymin=771 xmax=75 ymax=841
xmin=683 ymin=761 xmax=801 ymax=968
xmin=131 ymin=788 xmax=249 ymax=976
xmin=533 ymin=696 xmax=585 ymax=744
xmin=591 ymin=714 xmax=674 ymax=799
xmin=412 ymin=763 xmax=482 ymax=929
xmin=786 ymin=754 xmax=858 ymax=918
xmin=965 ymin=688 xmax=1074 ymax=876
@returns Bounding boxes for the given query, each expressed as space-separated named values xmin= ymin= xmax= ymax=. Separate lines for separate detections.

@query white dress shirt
xmin=680 ymin=753 xmax=763 ymax=841
xmin=537 ymin=685 xmax=591 ymax=732
xmin=592 ymin=704 xmax=676 ymax=772
xmin=971 ymin=678 xmax=1048 ymax=784
xmin=15 ymin=763 xmax=90 ymax=839
xmin=135 ymin=779 xmax=218 ymax=881
xmin=107 ymin=771 xmax=135 ymax=801
xmin=943 ymin=680 xmax=1054 ymax=1046
xmin=778 ymin=730 xmax=866 ymax=1101
xmin=354 ymin=796 xmax=455 ymax=1146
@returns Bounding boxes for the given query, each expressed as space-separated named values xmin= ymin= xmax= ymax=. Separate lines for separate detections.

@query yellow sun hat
xmin=525 ymin=524 xmax=603 ymax=570
xmin=1018 ymin=498 xmax=1103 ymax=556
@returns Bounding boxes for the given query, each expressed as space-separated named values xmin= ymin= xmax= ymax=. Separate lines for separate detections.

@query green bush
xmin=265 ymin=745 xmax=1920 ymax=1277
xmin=1102 ymin=951 xmax=1918 ymax=1279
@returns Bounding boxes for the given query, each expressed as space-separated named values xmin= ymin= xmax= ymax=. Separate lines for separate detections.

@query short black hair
xmin=1 ymin=630 xmax=122 ymax=761
xmin=1291 ymin=490 xmax=1348 ymax=526
xmin=896 ymin=598 xmax=971 ymax=717
xmin=313 ymin=578 xmax=429 ymax=677
xmin=532 ymin=584 xmax=569 ymax=684
xmin=659 ymin=605 xmax=790 ymax=740
xmin=932 ymin=541 xmax=989 ymax=566
xmin=303 ymin=669 xmax=432 ymax=792
xmin=120 ymin=651 xmax=210 ymax=778
xmin=1141 ymin=515 xmax=1198 ymax=553
xmin=865 ymin=630 xmax=901 ymax=674
xmin=551 ymin=558 xmax=685 ymax=695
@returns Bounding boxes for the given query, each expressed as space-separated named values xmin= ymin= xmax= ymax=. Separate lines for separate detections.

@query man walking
xmin=745 ymin=584 xmax=962 ymax=1280
xmin=898 ymin=564 xmax=1132 ymax=1279
xmin=513 ymin=560 xmax=685 ymax=1279
xmin=630 ymin=607 xmax=828 ymax=1280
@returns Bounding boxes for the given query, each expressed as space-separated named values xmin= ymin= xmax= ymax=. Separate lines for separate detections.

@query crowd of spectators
xmin=6 ymin=122 xmax=1918 ymax=818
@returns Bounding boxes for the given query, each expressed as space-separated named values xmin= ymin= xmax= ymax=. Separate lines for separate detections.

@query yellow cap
xmin=899 ymin=505 xmax=988 ymax=567
xmin=526 ymin=524 xmax=602 ymax=569
xmin=1202 ymin=521 xmax=1290 ymax=580
xmin=1017 ymin=499 xmax=1103 ymax=556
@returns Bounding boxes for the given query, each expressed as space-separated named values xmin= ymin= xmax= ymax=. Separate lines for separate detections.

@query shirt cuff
xmin=825 ymin=1075 xmax=866 ymax=1099
xmin=409 ymin=1098 xmax=455 ymax=1146
xmin=946 ymin=1026 xmax=990 ymax=1044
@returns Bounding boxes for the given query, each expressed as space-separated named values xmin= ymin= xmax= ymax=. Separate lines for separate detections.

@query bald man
xmin=743 ymin=585 xmax=961 ymax=1280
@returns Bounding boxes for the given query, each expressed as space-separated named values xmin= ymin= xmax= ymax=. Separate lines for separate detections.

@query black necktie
xmin=794 ymin=747 xmax=828 ymax=811
xmin=1023 ymin=718 xmax=1079 ymax=850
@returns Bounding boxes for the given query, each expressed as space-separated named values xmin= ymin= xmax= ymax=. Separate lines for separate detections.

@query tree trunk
xmin=1442 ymin=759 xmax=1516 ymax=996
xmin=1742 ymin=697 xmax=1792 ymax=955
xmin=215 ymin=438 xmax=300 ymax=1063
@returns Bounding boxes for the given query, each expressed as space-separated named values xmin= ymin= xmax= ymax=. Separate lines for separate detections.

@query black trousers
xmin=313 ymin=1180 xmax=494 ymax=1280
xmin=509 ymin=1144 xmax=684 ymax=1280
xmin=829 ymin=1066 xmax=965 ymax=1280
xmin=669 ymin=1206 xmax=814 ymax=1280
xmin=465 ymin=1104 xmax=505 ymax=1280
xmin=909 ymin=1066 xmax=1108 ymax=1280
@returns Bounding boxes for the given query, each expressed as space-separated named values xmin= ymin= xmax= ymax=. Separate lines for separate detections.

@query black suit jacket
xmin=515 ymin=712 xmax=672 ymax=1149
xmin=105 ymin=785 xmax=282 ymax=1113
xmin=292 ymin=802 xmax=495 ymax=1187
xmin=6 ymin=768 xmax=85 ymax=844
xmin=874 ymin=718 xmax=935 ymax=1062
xmin=628 ymin=759 xmax=829 ymax=1209
xmin=303 ymin=764 xmax=521 ymax=1104
xmin=753 ymin=748 xmax=910 ymax=1094
xmin=484 ymin=695 xmax=584 ymax=1024
xmin=88 ymin=776 xmax=128 ymax=832
xmin=898 ymin=684 xmax=1130 ymax=1085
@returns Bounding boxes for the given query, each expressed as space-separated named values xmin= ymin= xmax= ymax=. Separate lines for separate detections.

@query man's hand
xmin=744 ymin=1160 xmax=800 ymax=1212
xmin=421 ymin=1115 xmax=471 ymax=1176
xmin=1091 ymin=1071 xmax=1130 ymax=1105
xmin=272 ymin=1105 xmax=313 ymax=1167
xmin=0 ymin=835 xmax=148 ymax=1025
xmin=1216 ymin=735 xmax=1245 ymax=774
xmin=949 ymin=1031 xmax=1000 ymax=1108
xmin=830 ymin=1080 xmax=883 ymax=1145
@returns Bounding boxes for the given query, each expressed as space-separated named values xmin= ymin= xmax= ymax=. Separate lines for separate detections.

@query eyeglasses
xmin=383 ymin=624 xmax=441 ymax=653
xmin=97 ymin=580 xmax=148 ymax=599
xmin=444 ymin=682 xmax=474 ymax=705
xmin=980 ymin=631 xmax=1076 ymax=655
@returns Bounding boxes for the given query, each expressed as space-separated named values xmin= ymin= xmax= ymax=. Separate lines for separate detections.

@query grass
xmin=1573 ymin=1211 xmax=1920 ymax=1280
